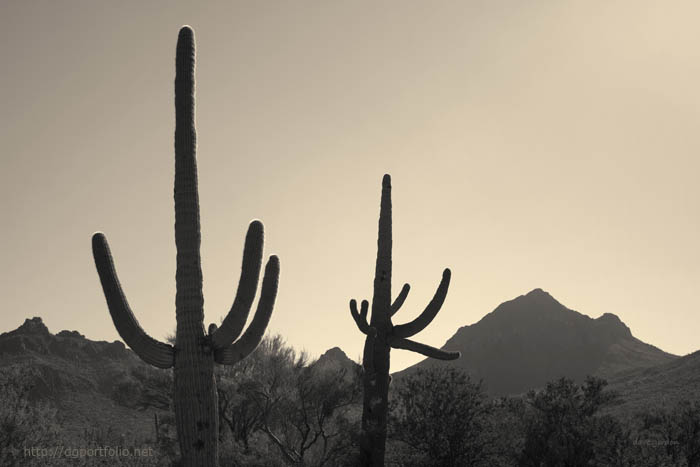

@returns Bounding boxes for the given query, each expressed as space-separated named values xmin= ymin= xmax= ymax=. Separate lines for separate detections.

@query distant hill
xmin=0 ymin=318 xmax=365 ymax=444
xmin=0 ymin=317 xmax=170 ymax=442
xmin=313 ymin=346 xmax=360 ymax=374
xmin=396 ymin=289 xmax=678 ymax=396
xmin=607 ymin=349 xmax=700 ymax=417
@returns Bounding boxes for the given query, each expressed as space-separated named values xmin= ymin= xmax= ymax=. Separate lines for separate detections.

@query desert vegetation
xmin=4 ymin=345 xmax=700 ymax=467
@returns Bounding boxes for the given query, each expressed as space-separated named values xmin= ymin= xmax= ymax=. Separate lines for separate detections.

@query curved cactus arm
xmin=215 ymin=255 xmax=280 ymax=365
xmin=92 ymin=233 xmax=174 ymax=369
xmin=211 ymin=220 xmax=264 ymax=349
xmin=393 ymin=269 xmax=451 ymax=338
xmin=388 ymin=335 xmax=460 ymax=360
xmin=350 ymin=299 xmax=371 ymax=334
xmin=390 ymin=283 xmax=410 ymax=317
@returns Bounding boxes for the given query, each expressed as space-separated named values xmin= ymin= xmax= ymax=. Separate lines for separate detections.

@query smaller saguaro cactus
xmin=350 ymin=174 xmax=460 ymax=467
xmin=92 ymin=26 xmax=279 ymax=467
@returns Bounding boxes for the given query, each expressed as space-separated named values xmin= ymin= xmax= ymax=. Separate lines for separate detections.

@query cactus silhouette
xmin=350 ymin=174 xmax=460 ymax=466
xmin=92 ymin=26 xmax=279 ymax=467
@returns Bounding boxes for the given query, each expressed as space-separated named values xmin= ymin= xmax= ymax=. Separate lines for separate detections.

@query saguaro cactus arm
xmin=390 ymin=283 xmax=410 ymax=316
xmin=393 ymin=268 xmax=451 ymax=338
xmin=92 ymin=233 xmax=175 ymax=369
xmin=211 ymin=220 xmax=264 ymax=349
xmin=350 ymin=299 xmax=371 ymax=334
xmin=388 ymin=335 xmax=460 ymax=360
xmin=214 ymin=255 xmax=280 ymax=365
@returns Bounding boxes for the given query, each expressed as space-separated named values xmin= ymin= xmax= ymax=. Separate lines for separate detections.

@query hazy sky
xmin=2 ymin=1 xmax=699 ymax=371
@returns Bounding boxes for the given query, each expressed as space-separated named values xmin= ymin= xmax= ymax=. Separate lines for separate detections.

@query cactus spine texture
xmin=350 ymin=174 xmax=460 ymax=466
xmin=92 ymin=26 xmax=279 ymax=467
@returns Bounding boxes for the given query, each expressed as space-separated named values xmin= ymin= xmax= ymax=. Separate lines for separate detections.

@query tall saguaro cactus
xmin=92 ymin=26 xmax=280 ymax=467
xmin=350 ymin=174 xmax=460 ymax=466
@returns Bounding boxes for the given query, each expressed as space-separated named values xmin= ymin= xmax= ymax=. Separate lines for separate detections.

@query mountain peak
xmin=598 ymin=312 xmax=623 ymax=323
xmin=483 ymin=288 xmax=570 ymax=323
xmin=518 ymin=288 xmax=563 ymax=307
xmin=522 ymin=288 xmax=560 ymax=304
xmin=402 ymin=290 xmax=676 ymax=395
xmin=0 ymin=317 xmax=132 ymax=362
xmin=319 ymin=347 xmax=350 ymax=361
xmin=595 ymin=312 xmax=632 ymax=339
xmin=15 ymin=317 xmax=50 ymax=336
xmin=314 ymin=347 xmax=359 ymax=377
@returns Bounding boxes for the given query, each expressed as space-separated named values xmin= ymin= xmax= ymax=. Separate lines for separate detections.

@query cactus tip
xmin=176 ymin=26 xmax=195 ymax=58
xmin=382 ymin=174 xmax=391 ymax=188
xmin=249 ymin=219 xmax=264 ymax=234
xmin=92 ymin=232 xmax=107 ymax=250
xmin=178 ymin=25 xmax=194 ymax=38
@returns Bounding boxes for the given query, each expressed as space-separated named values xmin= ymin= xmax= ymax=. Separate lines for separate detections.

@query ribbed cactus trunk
xmin=92 ymin=26 xmax=280 ymax=467
xmin=350 ymin=175 xmax=461 ymax=467
xmin=173 ymin=27 xmax=218 ymax=465
xmin=361 ymin=176 xmax=393 ymax=466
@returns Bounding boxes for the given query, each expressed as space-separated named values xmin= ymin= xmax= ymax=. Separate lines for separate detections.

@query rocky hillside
xmin=0 ymin=317 xmax=172 ymax=442
xmin=608 ymin=349 xmax=700 ymax=417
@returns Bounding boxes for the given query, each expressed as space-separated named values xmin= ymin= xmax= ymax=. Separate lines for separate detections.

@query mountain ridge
xmin=0 ymin=289 xmax=690 ymax=435
xmin=0 ymin=317 xmax=169 ymax=440
xmin=396 ymin=288 xmax=677 ymax=395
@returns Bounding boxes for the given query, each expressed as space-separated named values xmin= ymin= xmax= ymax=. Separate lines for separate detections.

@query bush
xmin=0 ymin=365 xmax=59 ymax=467
xmin=519 ymin=376 xmax=627 ymax=467
xmin=217 ymin=335 xmax=362 ymax=466
xmin=388 ymin=367 xmax=494 ymax=467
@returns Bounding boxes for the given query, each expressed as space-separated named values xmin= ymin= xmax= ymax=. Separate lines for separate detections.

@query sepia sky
xmin=1 ymin=0 xmax=699 ymax=372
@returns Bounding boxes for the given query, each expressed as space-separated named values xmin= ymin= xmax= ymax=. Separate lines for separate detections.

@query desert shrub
xmin=44 ymin=424 xmax=173 ymax=467
xmin=388 ymin=367 xmax=495 ymax=467
xmin=483 ymin=396 xmax=527 ymax=466
xmin=111 ymin=366 xmax=172 ymax=411
xmin=518 ymin=376 xmax=628 ymax=467
xmin=217 ymin=334 xmax=361 ymax=466
xmin=0 ymin=365 xmax=59 ymax=467
xmin=632 ymin=400 xmax=700 ymax=467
